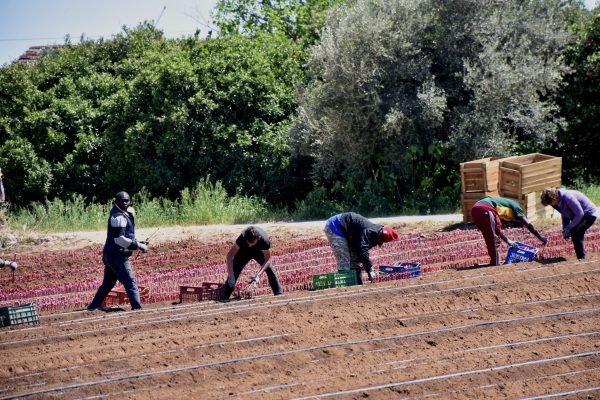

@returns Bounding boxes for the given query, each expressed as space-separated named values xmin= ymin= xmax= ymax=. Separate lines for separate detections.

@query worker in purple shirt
xmin=541 ymin=187 xmax=599 ymax=259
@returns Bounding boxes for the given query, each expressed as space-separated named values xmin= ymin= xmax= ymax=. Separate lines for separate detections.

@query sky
xmin=0 ymin=0 xmax=598 ymax=67
xmin=0 ymin=0 xmax=219 ymax=66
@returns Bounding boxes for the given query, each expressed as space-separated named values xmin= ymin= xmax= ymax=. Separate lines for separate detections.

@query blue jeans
xmin=88 ymin=253 xmax=142 ymax=309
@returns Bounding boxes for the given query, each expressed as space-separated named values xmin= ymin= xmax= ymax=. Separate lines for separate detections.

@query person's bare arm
xmin=250 ymin=250 xmax=272 ymax=283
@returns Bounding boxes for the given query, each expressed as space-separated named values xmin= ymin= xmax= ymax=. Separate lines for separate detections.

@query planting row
xmin=1 ymin=226 xmax=598 ymax=311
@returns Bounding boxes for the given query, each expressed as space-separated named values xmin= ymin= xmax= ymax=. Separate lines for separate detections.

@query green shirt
xmin=477 ymin=196 xmax=525 ymax=219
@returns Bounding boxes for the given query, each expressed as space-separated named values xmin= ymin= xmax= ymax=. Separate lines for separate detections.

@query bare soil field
xmin=1 ymin=218 xmax=600 ymax=399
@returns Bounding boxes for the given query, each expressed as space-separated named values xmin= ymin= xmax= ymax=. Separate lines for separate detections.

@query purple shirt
xmin=555 ymin=188 xmax=599 ymax=231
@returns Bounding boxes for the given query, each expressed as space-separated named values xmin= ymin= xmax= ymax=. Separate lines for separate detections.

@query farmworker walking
xmin=324 ymin=212 xmax=398 ymax=284
xmin=471 ymin=195 xmax=548 ymax=266
xmin=87 ymin=191 xmax=147 ymax=311
xmin=223 ymin=225 xmax=282 ymax=300
xmin=541 ymin=187 xmax=598 ymax=260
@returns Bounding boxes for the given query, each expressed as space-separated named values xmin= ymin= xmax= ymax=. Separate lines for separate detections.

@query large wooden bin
xmin=460 ymin=157 xmax=503 ymax=193
xmin=499 ymin=154 xmax=561 ymax=199
xmin=460 ymin=157 xmax=507 ymax=223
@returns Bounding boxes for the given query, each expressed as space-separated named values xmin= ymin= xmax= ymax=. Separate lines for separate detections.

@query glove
xmin=248 ymin=275 xmax=260 ymax=286
xmin=367 ymin=270 xmax=375 ymax=283
xmin=137 ymin=241 xmax=148 ymax=252
xmin=9 ymin=261 xmax=17 ymax=270
xmin=507 ymin=240 xmax=518 ymax=249
xmin=562 ymin=228 xmax=571 ymax=240
xmin=227 ymin=275 xmax=236 ymax=287
xmin=540 ymin=236 xmax=548 ymax=245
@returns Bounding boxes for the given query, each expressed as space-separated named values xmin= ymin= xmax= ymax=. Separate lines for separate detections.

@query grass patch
xmin=578 ymin=183 xmax=600 ymax=205
xmin=7 ymin=179 xmax=273 ymax=233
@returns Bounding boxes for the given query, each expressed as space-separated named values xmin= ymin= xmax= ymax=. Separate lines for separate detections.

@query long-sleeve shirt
xmin=326 ymin=212 xmax=383 ymax=273
xmin=555 ymin=188 xmax=599 ymax=231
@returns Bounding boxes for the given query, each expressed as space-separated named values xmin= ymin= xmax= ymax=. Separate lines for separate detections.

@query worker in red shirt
xmin=471 ymin=196 xmax=547 ymax=266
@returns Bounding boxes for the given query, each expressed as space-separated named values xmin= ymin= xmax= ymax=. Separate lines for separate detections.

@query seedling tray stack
xmin=312 ymin=271 xmax=357 ymax=290
xmin=179 ymin=282 xmax=225 ymax=303
xmin=0 ymin=303 xmax=39 ymax=327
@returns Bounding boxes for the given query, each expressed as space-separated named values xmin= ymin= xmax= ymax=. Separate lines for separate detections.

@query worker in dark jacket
xmin=87 ymin=191 xmax=148 ymax=311
xmin=471 ymin=195 xmax=547 ymax=266
xmin=324 ymin=212 xmax=398 ymax=284
xmin=223 ymin=225 xmax=282 ymax=300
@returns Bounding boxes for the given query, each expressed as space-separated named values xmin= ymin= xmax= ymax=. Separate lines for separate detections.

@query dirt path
xmin=7 ymin=214 xmax=465 ymax=254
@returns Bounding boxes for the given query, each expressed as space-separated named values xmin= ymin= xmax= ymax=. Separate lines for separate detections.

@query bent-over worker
xmin=223 ymin=226 xmax=282 ymax=300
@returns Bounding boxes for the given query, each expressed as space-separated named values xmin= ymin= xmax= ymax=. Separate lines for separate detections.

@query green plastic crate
xmin=312 ymin=271 xmax=357 ymax=290
xmin=0 ymin=303 xmax=39 ymax=327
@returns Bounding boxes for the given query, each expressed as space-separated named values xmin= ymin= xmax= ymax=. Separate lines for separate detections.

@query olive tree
xmin=292 ymin=0 xmax=571 ymax=209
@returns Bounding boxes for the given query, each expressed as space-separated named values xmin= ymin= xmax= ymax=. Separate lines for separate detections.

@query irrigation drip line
xmin=3 ymin=307 xmax=600 ymax=400
xmin=384 ymin=367 xmax=600 ymax=400
xmin=288 ymin=351 xmax=600 ymax=400
xmin=8 ymin=305 xmax=600 ymax=392
xmin=370 ymin=329 xmax=600 ymax=375
xmin=2 ymin=265 xmax=599 ymax=346
xmin=519 ymin=386 xmax=600 ymax=400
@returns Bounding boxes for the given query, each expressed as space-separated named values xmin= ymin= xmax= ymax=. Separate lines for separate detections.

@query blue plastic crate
xmin=378 ymin=262 xmax=421 ymax=277
xmin=504 ymin=242 xmax=538 ymax=264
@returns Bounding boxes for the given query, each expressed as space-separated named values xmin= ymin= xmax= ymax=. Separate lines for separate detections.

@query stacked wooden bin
xmin=461 ymin=153 xmax=561 ymax=223
xmin=460 ymin=157 xmax=502 ymax=223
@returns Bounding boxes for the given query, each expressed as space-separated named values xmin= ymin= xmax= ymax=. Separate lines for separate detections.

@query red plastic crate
xmin=101 ymin=286 xmax=149 ymax=307
xmin=179 ymin=282 xmax=224 ymax=303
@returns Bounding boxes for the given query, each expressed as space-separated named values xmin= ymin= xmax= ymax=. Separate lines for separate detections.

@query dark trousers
xmin=570 ymin=215 xmax=596 ymax=259
xmin=471 ymin=203 xmax=501 ymax=266
xmin=88 ymin=253 xmax=142 ymax=309
xmin=223 ymin=250 xmax=282 ymax=299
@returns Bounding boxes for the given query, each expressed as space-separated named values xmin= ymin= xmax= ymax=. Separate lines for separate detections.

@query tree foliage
xmin=291 ymin=0 xmax=572 ymax=210
xmin=551 ymin=5 xmax=600 ymax=184
xmin=0 ymin=23 xmax=306 ymax=206
xmin=213 ymin=0 xmax=346 ymax=46
xmin=0 ymin=0 xmax=596 ymax=217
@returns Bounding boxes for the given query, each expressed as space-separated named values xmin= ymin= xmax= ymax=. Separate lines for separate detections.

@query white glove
xmin=507 ymin=240 xmax=518 ymax=249
xmin=137 ymin=241 xmax=148 ymax=252
xmin=9 ymin=261 xmax=17 ymax=270
xmin=367 ymin=270 xmax=375 ymax=283
xmin=227 ymin=275 xmax=236 ymax=287
xmin=249 ymin=275 xmax=260 ymax=286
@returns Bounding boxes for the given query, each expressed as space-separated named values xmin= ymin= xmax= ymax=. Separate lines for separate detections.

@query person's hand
xmin=562 ymin=228 xmax=571 ymax=240
xmin=540 ymin=236 xmax=548 ymax=245
xmin=137 ymin=241 xmax=148 ymax=253
xmin=227 ymin=275 xmax=236 ymax=287
xmin=248 ymin=275 xmax=260 ymax=286
xmin=367 ymin=270 xmax=376 ymax=283
xmin=507 ymin=240 xmax=518 ymax=249
xmin=9 ymin=261 xmax=17 ymax=270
